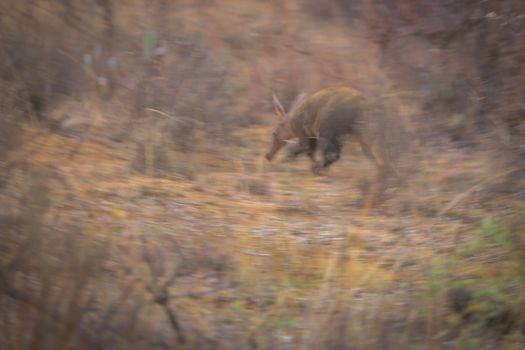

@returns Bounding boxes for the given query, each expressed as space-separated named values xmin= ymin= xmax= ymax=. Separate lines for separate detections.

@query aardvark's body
xmin=266 ymin=87 xmax=390 ymax=208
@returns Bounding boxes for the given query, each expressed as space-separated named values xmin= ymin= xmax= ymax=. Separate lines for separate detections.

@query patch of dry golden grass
xmin=2 ymin=0 xmax=524 ymax=348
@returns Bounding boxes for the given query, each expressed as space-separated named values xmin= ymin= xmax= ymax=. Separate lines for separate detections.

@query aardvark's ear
xmin=289 ymin=92 xmax=307 ymax=114
xmin=272 ymin=91 xmax=286 ymax=120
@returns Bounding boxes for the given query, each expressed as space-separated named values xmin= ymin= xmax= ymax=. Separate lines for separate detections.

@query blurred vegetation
xmin=0 ymin=0 xmax=524 ymax=349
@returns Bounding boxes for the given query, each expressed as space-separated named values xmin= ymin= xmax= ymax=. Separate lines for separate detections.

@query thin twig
xmin=439 ymin=167 xmax=522 ymax=216
xmin=144 ymin=108 xmax=204 ymax=126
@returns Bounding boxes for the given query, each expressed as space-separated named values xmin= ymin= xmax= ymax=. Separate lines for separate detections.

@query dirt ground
xmin=5 ymin=119 xmax=522 ymax=348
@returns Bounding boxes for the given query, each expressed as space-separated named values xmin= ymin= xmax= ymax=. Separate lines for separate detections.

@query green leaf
xmin=229 ymin=300 xmax=246 ymax=313
xmin=143 ymin=31 xmax=157 ymax=59
xmin=450 ymin=279 xmax=477 ymax=289
xmin=271 ymin=316 xmax=298 ymax=330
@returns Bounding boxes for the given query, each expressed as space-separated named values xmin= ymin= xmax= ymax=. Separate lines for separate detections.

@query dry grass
xmin=1 ymin=1 xmax=524 ymax=349
xmin=2 ymin=119 xmax=523 ymax=349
